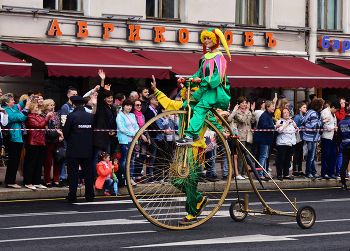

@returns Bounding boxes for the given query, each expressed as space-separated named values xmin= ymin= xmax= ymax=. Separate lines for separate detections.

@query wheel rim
xmin=126 ymin=110 xmax=232 ymax=230
xmin=300 ymin=208 xmax=315 ymax=227
xmin=232 ymin=201 xmax=247 ymax=220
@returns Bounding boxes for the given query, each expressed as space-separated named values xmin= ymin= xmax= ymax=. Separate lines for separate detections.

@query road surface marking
xmin=123 ymin=231 xmax=350 ymax=248
xmin=1 ymin=219 xmax=148 ymax=229
xmin=0 ymin=231 xmax=156 ymax=243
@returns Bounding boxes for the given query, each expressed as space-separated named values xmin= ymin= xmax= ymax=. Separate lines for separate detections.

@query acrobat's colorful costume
xmin=184 ymin=28 xmax=231 ymax=139
xmin=153 ymin=88 xmax=224 ymax=218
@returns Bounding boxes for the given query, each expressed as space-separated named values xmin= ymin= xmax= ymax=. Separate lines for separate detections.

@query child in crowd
xmin=95 ymin=152 xmax=118 ymax=196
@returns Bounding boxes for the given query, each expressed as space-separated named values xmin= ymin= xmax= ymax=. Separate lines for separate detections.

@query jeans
xmin=205 ymin=150 xmax=217 ymax=177
xmin=257 ymin=144 xmax=270 ymax=177
xmin=321 ymin=138 xmax=337 ymax=177
xmin=60 ymin=140 xmax=67 ymax=181
xmin=147 ymin=139 xmax=157 ymax=177
xmin=336 ymin=149 xmax=342 ymax=176
xmin=340 ymin=148 xmax=350 ymax=184
xmin=104 ymin=178 xmax=113 ymax=192
xmin=305 ymin=142 xmax=317 ymax=175
xmin=120 ymin=142 xmax=135 ymax=179
xmin=218 ymin=143 xmax=228 ymax=176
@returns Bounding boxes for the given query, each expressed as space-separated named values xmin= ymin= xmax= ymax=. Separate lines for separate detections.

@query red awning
xmin=320 ymin=58 xmax=350 ymax=70
xmin=5 ymin=43 xmax=171 ymax=79
xmin=226 ymin=55 xmax=350 ymax=88
xmin=136 ymin=50 xmax=350 ymax=88
xmin=0 ymin=51 xmax=31 ymax=77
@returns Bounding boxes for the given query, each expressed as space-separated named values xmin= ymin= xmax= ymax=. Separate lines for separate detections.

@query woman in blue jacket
xmin=1 ymin=93 xmax=30 ymax=188
xmin=116 ymin=99 xmax=139 ymax=186
xmin=301 ymin=98 xmax=328 ymax=180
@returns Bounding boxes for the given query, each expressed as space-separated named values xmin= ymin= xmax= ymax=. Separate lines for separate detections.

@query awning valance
xmin=136 ymin=50 xmax=350 ymax=88
xmin=5 ymin=43 xmax=171 ymax=79
xmin=0 ymin=51 xmax=31 ymax=77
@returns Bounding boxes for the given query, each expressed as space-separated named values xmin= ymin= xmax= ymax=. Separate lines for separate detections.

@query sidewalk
xmin=0 ymin=160 xmax=343 ymax=201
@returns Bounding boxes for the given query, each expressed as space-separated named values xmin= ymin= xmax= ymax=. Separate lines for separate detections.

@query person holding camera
xmin=275 ymin=108 xmax=298 ymax=181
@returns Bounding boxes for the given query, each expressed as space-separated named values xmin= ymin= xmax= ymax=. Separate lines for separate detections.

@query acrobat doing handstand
xmin=176 ymin=28 xmax=231 ymax=146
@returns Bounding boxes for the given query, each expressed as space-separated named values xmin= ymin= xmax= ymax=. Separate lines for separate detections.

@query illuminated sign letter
xmin=224 ymin=31 xmax=233 ymax=46
xmin=128 ymin=25 xmax=141 ymax=41
xmin=243 ymin=32 xmax=254 ymax=46
xmin=153 ymin=27 xmax=166 ymax=42
xmin=318 ymin=36 xmax=330 ymax=49
xmin=265 ymin=33 xmax=277 ymax=47
xmin=76 ymin=21 xmax=88 ymax=38
xmin=177 ymin=28 xmax=189 ymax=44
xmin=102 ymin=23 xmax=114 ymax=39
xmin=46 ymin=19 xmax=62 ymax=36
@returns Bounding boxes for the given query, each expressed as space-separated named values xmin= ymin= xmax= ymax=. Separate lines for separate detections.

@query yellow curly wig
xmin=180 ymin=87 xmax=199 ymax=100
xmin=200 ymin=30 xmax=218 ymax=47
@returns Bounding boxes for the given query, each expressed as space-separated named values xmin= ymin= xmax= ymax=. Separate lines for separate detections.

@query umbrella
xmin=239 ymin=145 xmax=264 ymax=189
xmin=113 ymin=171 xmax=119 ymax=197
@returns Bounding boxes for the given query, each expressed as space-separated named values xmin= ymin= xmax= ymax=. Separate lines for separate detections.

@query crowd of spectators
xmin=0 ymin=75 xmax=349 ymax=193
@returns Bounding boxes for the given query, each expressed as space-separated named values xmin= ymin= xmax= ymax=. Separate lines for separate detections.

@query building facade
xmin=0 ymin=0 xmax=349 ymax=108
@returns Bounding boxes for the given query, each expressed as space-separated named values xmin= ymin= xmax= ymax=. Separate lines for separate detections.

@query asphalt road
xmin=0 ymin=187 xmax=349 ymax=251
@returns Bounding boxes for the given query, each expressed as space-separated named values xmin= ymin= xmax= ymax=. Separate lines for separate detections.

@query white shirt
xmin=320 ymin=107 xmax=337 ymax=140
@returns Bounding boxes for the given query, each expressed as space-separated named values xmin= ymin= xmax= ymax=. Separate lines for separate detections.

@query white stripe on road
xmin=0 ymin=231 xmax=156 ymax=243
xmin=0 ymin=209 xmax=138 ymax=218
xmin=1 ymin=219 xmax=148 ymax=229
xmin=123 ymin=231 xmax=350 ymax=249
xmin=280 ymin=218 xmax=350 ymax=224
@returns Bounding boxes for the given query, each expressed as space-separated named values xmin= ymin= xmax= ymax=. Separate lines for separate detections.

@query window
xmin=146 ymin=0 xmax=179 ymax=19
xmin=43 ymin=0 xmax=82 ymax=12
xmin=235 ymin=0 xmax=265 ymax=26
xmin=317 ymin=0 xmax=342 ymax=30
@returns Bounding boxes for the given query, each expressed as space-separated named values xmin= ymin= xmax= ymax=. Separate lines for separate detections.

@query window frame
xmin=235 ymin=0 xmax=266 ymax=27
xmin=45 ymin=0 xmax=83 ymax=14
xmin=146 ymin=0 xmax=180 ymax=21
xmin=317 ymin=0 xmax=343 ymax=31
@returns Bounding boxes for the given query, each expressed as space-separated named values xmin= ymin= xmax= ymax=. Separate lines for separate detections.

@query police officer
xmin=337 ymin=107 xmax=350 ymax=191
xmin=63 ymin=96 xmax=95 ymax=202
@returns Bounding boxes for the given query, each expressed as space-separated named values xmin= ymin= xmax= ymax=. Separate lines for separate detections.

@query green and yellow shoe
xmin=179 ymin=215 xmax=197 ymax=225
xmin=196 ymin=196 xmax=208 ymax=217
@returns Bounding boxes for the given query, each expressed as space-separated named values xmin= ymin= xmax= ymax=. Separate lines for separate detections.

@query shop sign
xmin=319 ymin=36 xmax=350 ymax=53
xmin=46 ymin=19 xmax=276 ymax=47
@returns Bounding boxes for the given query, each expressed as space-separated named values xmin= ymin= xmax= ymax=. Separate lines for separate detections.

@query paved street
xmin=0 ymin=187 xmax=349 ymax=250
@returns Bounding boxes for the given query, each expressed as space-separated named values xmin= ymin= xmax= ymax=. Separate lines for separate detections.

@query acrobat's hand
xmin=151 ymin=75 xmax=157 ymax=91
xmin=222 ymin=132 xmax=230 ymax=139
xmin=193 ymin=77 xmax=201 ymax=83
xmin=177 ymin=77 xmax=185 ymax=83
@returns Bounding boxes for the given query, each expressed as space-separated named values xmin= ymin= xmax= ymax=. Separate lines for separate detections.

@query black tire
xmin=229 ymin=200 xmax=247 ymax=222
xmin=296 ymin=205 xmax=316 ymax=229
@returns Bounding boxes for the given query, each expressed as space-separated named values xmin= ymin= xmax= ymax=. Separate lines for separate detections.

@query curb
xmin=0 ymin=178 xmax=342 ymax=201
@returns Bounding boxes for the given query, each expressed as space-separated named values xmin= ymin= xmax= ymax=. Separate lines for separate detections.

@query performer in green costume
xmin=176 ymin=28 xmax=231 ymax=146
xmin=151 ymin=76 xmax=228 ymax=225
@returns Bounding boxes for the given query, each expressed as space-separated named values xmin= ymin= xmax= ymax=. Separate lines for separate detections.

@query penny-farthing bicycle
xmin=125 ymin=79 xmax=315 ymax=230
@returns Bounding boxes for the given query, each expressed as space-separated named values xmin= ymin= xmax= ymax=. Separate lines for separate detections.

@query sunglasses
xmin=135 ymin=104 xmax=142 ymax=107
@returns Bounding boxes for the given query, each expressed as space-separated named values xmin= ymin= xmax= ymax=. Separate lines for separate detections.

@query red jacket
xmin=25 ymin=113 xmax=50 ymax=146
xmin=95 ymin=161 xmax=118 ymax=189
xmin=335 ymin=107 xmax=347 ymax=125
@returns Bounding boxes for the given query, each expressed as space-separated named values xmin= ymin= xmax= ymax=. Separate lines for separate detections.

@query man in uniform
xmin=63 ymin=96 xmax=95 ymax=202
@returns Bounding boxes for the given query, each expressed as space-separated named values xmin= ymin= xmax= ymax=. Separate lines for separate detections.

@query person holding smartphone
xmin=275 ymin=109 xmax=298 ymax=181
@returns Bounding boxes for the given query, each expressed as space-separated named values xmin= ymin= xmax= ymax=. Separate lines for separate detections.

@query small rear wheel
xmin=296 ymin=205 xmax=316 ymax=229
xmin=229 ymin=200 xmax=247 ymax=222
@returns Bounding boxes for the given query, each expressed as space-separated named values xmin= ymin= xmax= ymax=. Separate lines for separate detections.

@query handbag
xmin=52 ymin=147 xmax=66 ymax=163
xmin=246 ymin=131 xmax=254 ymax=145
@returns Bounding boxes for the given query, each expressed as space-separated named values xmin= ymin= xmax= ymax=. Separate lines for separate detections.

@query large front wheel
xmin=126 ymin=110 xmax=232 ymax=230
